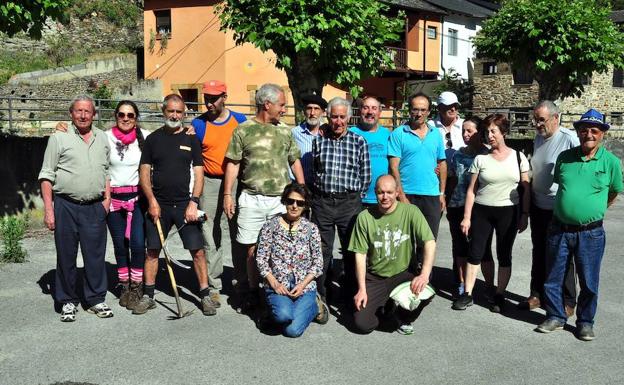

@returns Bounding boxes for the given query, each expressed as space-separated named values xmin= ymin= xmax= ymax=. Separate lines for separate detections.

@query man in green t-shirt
xmin=537 ymin=108 xmax=622 ymax=342
xmin=349 ymin=175 xmax=436 ymax=334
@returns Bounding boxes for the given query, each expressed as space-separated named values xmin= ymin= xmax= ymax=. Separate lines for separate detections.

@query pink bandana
xmin=111 ymin=126 xmax=137 ymax=145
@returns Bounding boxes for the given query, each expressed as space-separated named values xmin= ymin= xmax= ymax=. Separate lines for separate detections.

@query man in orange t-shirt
xmin=191 ymin=80 xmax=247 ymax=307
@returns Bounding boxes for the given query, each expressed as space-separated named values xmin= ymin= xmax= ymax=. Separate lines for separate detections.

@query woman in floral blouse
xmin=256 ymin=183 xmax=323 ymax=337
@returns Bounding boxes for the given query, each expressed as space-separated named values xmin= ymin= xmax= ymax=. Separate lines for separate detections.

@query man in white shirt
xmin=519 ymin=100 xmax=579 ymax=314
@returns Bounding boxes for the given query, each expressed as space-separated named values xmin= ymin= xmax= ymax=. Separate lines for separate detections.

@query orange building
xmin=143 ymin=0 xmax=443 ymax=113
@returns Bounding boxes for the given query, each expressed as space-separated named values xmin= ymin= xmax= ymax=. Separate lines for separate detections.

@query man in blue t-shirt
xmin=350 ymin=96 xmax=390 ymax=206
xmin=389 ymin=92 xmax=446 ymax=241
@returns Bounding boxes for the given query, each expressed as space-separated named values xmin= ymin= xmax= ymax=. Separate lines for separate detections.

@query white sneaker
xmin=61 ymin=303 xmax=77 ymax=322
xmin=87 ymin=302 xmax=114 ymax=318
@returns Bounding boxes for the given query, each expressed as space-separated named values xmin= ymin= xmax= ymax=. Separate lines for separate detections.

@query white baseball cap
xmin=437 ymin=91 xmax=461 ymax=107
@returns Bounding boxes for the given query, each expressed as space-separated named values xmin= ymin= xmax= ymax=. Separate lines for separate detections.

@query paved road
xmin=1 ymin=201 xmax=623 ymax=385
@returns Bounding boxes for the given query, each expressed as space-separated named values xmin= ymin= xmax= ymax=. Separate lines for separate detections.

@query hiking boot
xmin=518 ymin=296 xmax=541 ymax=310
xmin=87 ymin=302 xmax=114 ymax=318
xmin=490 ymin=293 xmax=506 ymax=313
xmin=118 ymin=282 xmax=131 ymax=308
xmin=576 ymin=324 xmax=595 ymax=341
xmin=396 ymin=323 xmax=414 ymax=335
xmin=201 ymin=296 xmax=218 ymax=316
xmin=452 ymin=293 xmax=473 ymax=310
xmin=126 ymin=282 xmax=143 ymax=311
xmin=536 ymin=319 xmax=565 ymax=333
xmin=239 ymin=290 xmax=260 ymax=315
xmin=209 ymin=292 xmax=221 ymax=309
xmin=132 ymin=295 xmax=156 ymax=315
xmin=315 ymin=294 xmax=329 ymax=324
xmin=60 ymin=302 xmax=77 ymax=322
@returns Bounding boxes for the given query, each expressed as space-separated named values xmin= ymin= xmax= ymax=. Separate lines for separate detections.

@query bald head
xmin=375 ymin=175 xmax=398 ymax=213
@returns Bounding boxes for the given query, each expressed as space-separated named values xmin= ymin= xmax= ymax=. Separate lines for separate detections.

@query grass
xmin=0 ymin=49 xmax=89 ymax=85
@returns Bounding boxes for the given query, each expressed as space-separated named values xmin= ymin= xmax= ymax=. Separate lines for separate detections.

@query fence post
xmin=7 ymin=97 xmax=13 ymax=133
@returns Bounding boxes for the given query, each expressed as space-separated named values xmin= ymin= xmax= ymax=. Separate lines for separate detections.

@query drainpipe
xmin=440 ymin=15 xmax=445 ymax=79
xmin=423 ymin=15 xmax=427 ymax=78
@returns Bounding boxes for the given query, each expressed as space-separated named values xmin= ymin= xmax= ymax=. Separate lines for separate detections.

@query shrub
xmin=70 ymin=0 xmax=141 ymax=28
xmin=0 ymin=215 xmax=28 ymax=263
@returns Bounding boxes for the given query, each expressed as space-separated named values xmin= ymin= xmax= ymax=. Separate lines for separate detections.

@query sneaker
xmin=315 ymin=294 xmax=329 ymax=325
xmin=126 ymin=282 xmax=143 ymax=311
xmin=132 ymin=295 xmax=156 ymax=315
xmin=60 ymin=303 xmax=77 ymax=322
xmin=577 ymin=324 xmax=595 ymax=341
xmin=202 ymin=296 xmax=218 ymax=316
xmin=484 ymin=284 xmax=496 ymax=304
xmin=396 ymin=323 xmax=414 ymax=335
xmin=490 ymin=293 xmax=506 ymax=313
xmin=118 ymin=282 xmax=131 ymax=308
xmin=87 ymin=302 xmax=114 ymax=318
xmin=209 ymin=292 xmax=221 ymax=309
xmin=452 ymin=293 xmax=473 ymax=310
xmin=536 ymin=319 xmax=565 ymax=333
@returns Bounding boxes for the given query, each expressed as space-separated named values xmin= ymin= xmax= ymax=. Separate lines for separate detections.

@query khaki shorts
xmin=236 ymin=191 xmax=285 ymax=244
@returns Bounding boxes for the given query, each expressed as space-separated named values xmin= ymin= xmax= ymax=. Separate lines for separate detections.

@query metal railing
xmin=1 ymin=95 xmax=623 ymax=137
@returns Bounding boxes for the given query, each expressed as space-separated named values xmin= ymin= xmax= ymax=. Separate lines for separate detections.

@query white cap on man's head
xmin=437 ymin=91 xmax=460 ymax=107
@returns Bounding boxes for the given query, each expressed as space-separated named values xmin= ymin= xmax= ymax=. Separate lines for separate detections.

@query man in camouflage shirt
xmin=223 ymin=83 xmax=304 ymax=312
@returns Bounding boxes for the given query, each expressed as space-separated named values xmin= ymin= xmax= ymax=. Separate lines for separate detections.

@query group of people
xmin=39 ymin=81 xmax=622 ymax=341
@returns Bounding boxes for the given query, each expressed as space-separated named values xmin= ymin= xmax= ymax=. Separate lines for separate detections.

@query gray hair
xmin=69 ymin=95 xmax=96 ymax=113
xmin=534 ymin=100 xmax=560 ymax=116
xmin=327 ymin=97 xmax=352 ymax=119
xmin=255 ymin=83 xmax=284 ymax=107
xmin=161 ymin=93 xmax=185 ymax=111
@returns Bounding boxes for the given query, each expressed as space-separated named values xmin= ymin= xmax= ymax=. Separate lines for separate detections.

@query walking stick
xmin=155 ymin=218 xmax=191 ymax=319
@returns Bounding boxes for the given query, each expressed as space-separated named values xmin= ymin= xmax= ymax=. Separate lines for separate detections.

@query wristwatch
xmin=190 ymin=196 xmax=200 ymax=204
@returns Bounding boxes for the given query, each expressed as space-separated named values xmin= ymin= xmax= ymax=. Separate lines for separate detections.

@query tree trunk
xmin=285 ymin=52 xmax=325 ymax=121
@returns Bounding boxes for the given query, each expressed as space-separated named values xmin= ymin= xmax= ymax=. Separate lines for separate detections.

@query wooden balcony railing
xmin=386 ymin=46 xmax=408 ymax=71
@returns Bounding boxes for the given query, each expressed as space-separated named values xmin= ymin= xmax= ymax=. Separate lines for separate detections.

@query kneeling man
xmin=349 ymin=175 xmax=436 ymax=334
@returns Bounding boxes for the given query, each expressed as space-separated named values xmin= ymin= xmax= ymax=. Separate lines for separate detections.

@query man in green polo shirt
xmin=349 ymin=174 xmax=436 ymax=334
xmin=537 ymin=108 xmax=622 ymax=341
xmin=39 ymin=95 xmax=112 ymax=322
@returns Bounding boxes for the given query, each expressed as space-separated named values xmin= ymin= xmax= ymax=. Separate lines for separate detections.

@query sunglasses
xmin=445 ymin=132 xmax=452 ymax=148
xmin=204 ymin=94 xmax=224 ymax=105
xmin=117 ymin=112 xmax=136 ymax=119
xmin=284 ymin=198 xmax=306 ymax=207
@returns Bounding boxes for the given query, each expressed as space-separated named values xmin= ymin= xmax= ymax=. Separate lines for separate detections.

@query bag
xmin=515 ymin=150 xmax=524 ymax=212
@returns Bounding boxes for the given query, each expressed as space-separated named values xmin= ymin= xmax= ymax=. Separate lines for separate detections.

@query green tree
xmin=0 ymin=1 xmax=70 ymax=38
xmin=474 ymin=0 xmax=624 ymax=101
xmin=217 ymin=0 xmax=404 ymax=112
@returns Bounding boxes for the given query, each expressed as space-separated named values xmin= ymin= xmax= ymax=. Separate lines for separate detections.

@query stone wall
xmin=472 ymin=59 xmax=539 ymax=111
xmin=1 ymin=15 xmax=142 ymax=55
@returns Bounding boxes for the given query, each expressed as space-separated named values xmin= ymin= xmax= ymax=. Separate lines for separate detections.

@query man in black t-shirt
xmin=135 ymin=94 xmax=217 ymax=316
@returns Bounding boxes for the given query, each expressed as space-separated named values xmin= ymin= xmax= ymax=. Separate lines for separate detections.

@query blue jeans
xmin=107 ymin=196 xmax=145 ymax=272
xmin=265 ymin=288 xmax=318 ymax=338
xmin=544 ymin=224 xmax=605 ymax=326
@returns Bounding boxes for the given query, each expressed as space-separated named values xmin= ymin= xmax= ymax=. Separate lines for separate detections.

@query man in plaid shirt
xmin=311 ymin=96 xmax=371 ymax=310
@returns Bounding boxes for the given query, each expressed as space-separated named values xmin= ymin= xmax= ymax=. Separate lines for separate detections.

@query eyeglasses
xmin=117 ymin=112 xmax=136 ymax=119
xmin=445 ymin=132 xmax=452 ymax=148
xmin=531 ymin=116 xmax=552 ymax=126
xmin=284 ymin=198 xmax=306 ymax=207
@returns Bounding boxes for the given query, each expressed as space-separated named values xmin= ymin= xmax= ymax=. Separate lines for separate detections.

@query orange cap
xmin=202 ymin=80 xmax=227 ymax=95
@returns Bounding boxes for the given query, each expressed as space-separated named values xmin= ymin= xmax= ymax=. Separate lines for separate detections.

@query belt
xmin=56 ymin=194 xmax=104 ymax=205
xmin=557 ymin=220 xmax=603 ymax=233
xmin=111 ymin=185 xmax=139 ymax=194
xmin=314 ymin=190 xmax=359 ymax=198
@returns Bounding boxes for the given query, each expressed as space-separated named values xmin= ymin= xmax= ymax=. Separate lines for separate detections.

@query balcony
xmin=386 ymin=46 xmax=408 ymax=71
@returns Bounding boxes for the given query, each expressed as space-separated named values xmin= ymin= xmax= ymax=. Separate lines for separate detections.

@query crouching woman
xmin=255 ymin=183 xmax=323 ymax=337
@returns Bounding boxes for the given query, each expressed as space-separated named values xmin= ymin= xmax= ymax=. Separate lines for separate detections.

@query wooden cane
xmin=155 ymin=218 xmax=186 ymax=318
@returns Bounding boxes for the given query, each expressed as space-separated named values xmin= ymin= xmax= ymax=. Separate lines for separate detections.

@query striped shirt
xmin=312 ymin=130 xmax=371 ymax=196
xmin=291 ymin=122 xmax=322 ymax=185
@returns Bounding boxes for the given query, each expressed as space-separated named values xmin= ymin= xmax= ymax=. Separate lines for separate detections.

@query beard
xmin=306 ymin=117 xmax=320 ymax=127
xmin=164 ymin=118 xmax=182 ymax=129
xmin=359 ymin=120 xmax=376 ymax=131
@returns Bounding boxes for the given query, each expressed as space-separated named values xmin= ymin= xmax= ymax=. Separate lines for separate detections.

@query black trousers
xmin=54 ymin=196 xmax=108 ymax=306
xmin=447 ymin=206 xmax=493 ymax=283
xmin=353 ymin=270 xmax=415 ymax=333
xmin=530 ymin=204 xmax=576 ymax=306
xmin=406 ymin=194 xmax=441 ymax=270
xmin=311 ymin=192 xmax=362 ymax=300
